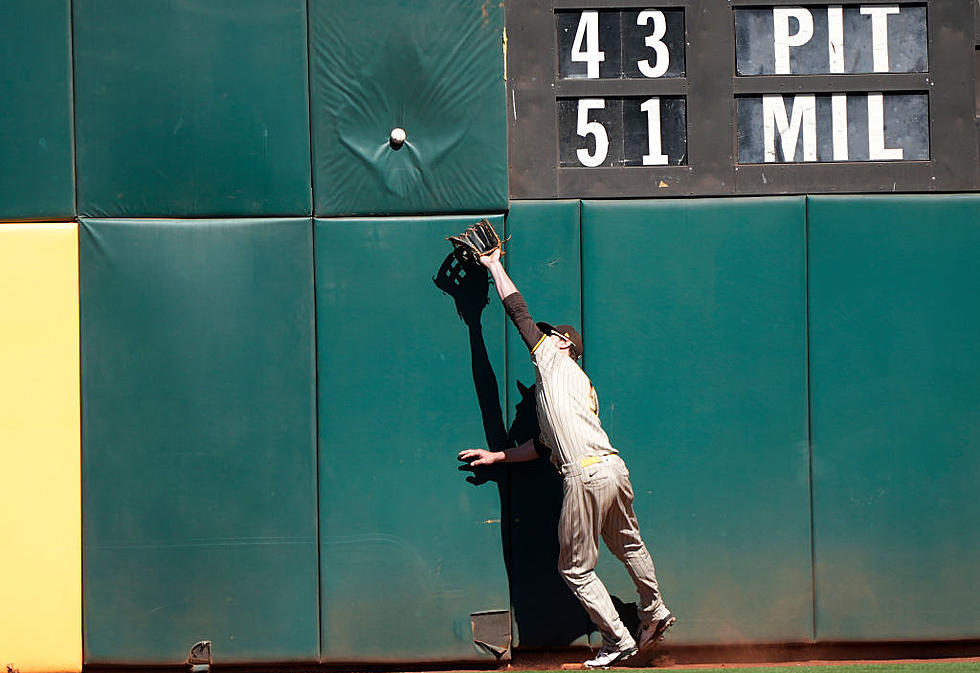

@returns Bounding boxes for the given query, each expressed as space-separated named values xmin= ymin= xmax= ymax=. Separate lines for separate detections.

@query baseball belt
xmin=559 ymin=453 xmax=617 ymax=478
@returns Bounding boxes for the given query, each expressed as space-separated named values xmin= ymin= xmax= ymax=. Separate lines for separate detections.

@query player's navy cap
xmin=537 ymin=321 xmax=583 ymax=360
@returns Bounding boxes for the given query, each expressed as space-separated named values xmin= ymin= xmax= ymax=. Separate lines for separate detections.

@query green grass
xmin=679 ymin=665 xmax=978 ymax=673
xmin=608 ymin=664 xmax=980 ymax=673
xmin=521 ymin=664 xmax=980 ymax=673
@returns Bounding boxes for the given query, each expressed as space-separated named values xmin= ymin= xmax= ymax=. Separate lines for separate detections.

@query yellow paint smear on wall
xmin=0 ymin=223 xmax=82 ymax=673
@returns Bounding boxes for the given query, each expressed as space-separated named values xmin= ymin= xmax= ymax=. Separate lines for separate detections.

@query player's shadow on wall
xmin=434 ymin=252 xmax=637 ymax=647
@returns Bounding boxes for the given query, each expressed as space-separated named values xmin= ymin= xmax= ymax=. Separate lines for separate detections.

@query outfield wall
xmin=0 ymin=0 xmax=978 ymax=668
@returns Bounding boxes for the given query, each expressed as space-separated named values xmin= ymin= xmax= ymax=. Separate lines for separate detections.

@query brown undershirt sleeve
xmin=502 ymin=292 xmax=545 ymax=352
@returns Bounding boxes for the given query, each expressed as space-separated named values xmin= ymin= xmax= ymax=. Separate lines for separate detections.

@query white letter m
xmin=763 ymin=94 xmax=816 ymax=162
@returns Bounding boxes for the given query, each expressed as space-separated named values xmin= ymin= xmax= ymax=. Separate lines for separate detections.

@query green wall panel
xmin=80 ymin=218 xmax=318 ymax=664
xmin=73 ymin=0 xmax=312 ymax=218
xmin=808 ymin=195 xmax=980 ymax=641
xmin=581 ymin=198 xmax=812 ymax=644
xmin=0 ymin=0 xmax=74 ymax=220
xmin=316 ymin=216 xmax=511 ymax=662
xmin=503 ymin=201 xmax=592 ymax=647
xmin=309 ymin=0 xmax=508 ymax=216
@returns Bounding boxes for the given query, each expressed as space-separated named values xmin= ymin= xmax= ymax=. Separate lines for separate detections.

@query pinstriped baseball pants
xmin=558 ymin=455 xmax=668 ymax=649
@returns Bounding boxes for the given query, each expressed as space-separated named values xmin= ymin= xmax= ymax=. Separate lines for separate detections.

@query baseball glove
xmin=446 ymin=219 xmax=509 ymax=266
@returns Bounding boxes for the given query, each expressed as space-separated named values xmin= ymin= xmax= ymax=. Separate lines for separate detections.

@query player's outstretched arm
xmin=480 ymin=249 xmax=518 ymax=301
xmin=458 ymin=438 xmax=539 ymax=466
xmin=479 ymin=250 xmax=545 ymax=352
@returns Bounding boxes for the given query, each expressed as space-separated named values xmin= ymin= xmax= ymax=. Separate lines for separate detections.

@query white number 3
xmin=637 ymin=10 xmax=669 ymax=78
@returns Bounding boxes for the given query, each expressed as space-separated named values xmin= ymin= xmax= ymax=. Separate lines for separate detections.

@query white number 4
xmin=571 ymin=11 xmax=605 ymax=79
xmin=576 ymin=99 xmax=608 ymax=167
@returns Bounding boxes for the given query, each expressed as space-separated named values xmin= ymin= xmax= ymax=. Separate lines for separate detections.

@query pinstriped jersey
xmin=531 ymin=335 xmax=617 ymax=470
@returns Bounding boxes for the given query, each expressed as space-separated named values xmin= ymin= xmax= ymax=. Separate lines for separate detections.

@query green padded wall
xmin=0 ymin=0 xmax=74 ymax=220
xmin=808 ymin=195 xmax=980 ymax=641
xmin=581 ymin=198 xmax=812 ymax=644
xmin=72 ymin=0 xmax=311 ymax=218
xmin=316 ymin=216 xmax=510 ymax=662
xmin=503 ymin=201 xmax=592 ymax=647
xmin=309 ymin=0 xmax=508 ymax=216
xmin=80 ymin=219 xmax=318 ymax=664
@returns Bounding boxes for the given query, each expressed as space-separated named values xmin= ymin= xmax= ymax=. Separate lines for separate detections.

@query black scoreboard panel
xmin=507 ymin=0 xmax=978 ymax=198
xmin=556 ymin=9 xmax=686 ymax=79
xmin=736 ymin=93 xmax=930 ymax=164
xmin=558 ymin=97 xmax=687 ymax=167
xmin=735 ymin=5 xmax=928 ymax=76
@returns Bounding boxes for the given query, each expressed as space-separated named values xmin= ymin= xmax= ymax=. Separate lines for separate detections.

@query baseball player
xmin=458 ymin=248 xmax=675 ymax=668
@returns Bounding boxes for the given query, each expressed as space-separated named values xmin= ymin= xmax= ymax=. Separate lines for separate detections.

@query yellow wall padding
xmin=0 ymin=223 xmax=81 ymax=673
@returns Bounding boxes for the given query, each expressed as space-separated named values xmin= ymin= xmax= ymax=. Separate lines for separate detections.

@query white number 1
xmin=571 ymin=11 xmax=605 ymax=79
xmin=640 ymin=98 xmax=668 ymax=165
xmin=576 ymin=99 xmax=608 ymax=167
xmin=637 ymin=10 xmax=670 ymax=78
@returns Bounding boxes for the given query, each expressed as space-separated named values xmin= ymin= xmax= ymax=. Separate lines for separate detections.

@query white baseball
xmin=390 ymin=127 xmax=407 ymax=145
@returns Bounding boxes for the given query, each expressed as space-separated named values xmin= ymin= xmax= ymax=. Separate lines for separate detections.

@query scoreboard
xmin=507 ymin=0 xmax=978 ymax=198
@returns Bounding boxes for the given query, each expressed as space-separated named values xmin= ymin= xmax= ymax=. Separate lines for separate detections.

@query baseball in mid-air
xmin=389 ymin=127 xmax=406 ymax=148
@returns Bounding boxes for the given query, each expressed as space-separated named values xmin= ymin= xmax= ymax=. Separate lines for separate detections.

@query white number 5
xmin=637 ymin=10 xmax=669 ymax=78
xmin=576 ymin=99 xmax=608 ymax=167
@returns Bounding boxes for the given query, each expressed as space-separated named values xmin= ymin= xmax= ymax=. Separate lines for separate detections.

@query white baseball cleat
xmin=583 ymin=643 xmax=638 ymax=669
xmin=637 ymin=612 xmax=676 ymax=652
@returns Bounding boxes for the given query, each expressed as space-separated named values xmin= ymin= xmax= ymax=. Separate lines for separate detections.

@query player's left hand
xmin=458 ymin=448 xmax=503 ymax=466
